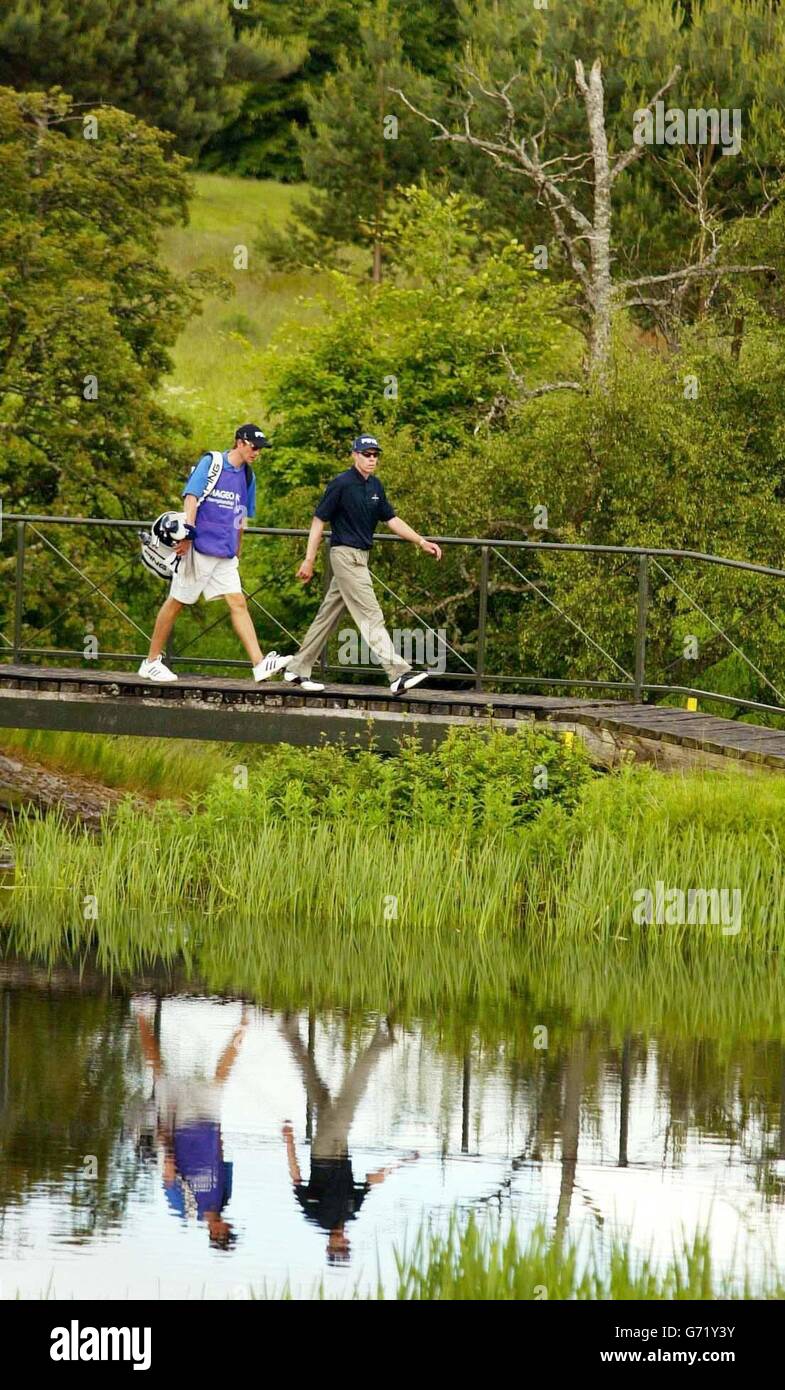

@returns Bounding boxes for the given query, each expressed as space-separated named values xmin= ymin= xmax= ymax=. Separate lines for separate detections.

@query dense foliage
xmin=0 ymin=0 xmax=305 ymax=157
xmin=198 ymin=725 xmax=592 ymax=833
xmin=0 ymin=87 xmax=204 ymax=650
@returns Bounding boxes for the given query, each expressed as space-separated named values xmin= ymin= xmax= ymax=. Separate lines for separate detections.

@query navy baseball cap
xmin=352 ymin=434 xmax=382 ymax=453
xmin=235 ymin=423 xmax=272 ymax=449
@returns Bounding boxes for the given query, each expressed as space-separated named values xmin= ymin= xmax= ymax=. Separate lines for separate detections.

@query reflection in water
xmin=133 ymin=999 xmax=248 ymax=1250
xmin=279 ymin=1013 xmax=418 ymax=1264
xmin=2 ymin=959 xmax=785 ymax=1296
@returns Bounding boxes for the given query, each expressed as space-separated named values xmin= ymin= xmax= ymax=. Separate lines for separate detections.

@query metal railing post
xmin=475 ymin=545 xmax=489 ymax=692
xmin=319 ymin=554 xmax=330 ymax=677
xmin=12 ymin=522 xmax=25 ymax=663
xmin=634 ymin=554 xmax=649 ymax=702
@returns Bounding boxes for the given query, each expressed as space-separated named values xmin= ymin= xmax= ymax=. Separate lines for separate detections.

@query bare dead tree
xmin=393 ymin=59 xmax=774 ymax=388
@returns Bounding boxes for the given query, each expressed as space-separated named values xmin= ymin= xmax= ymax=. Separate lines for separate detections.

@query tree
xmin=203 ymin=0 xmax=462 ymax=180
xmin=0 ymin=0 xmax=304 ymax=157
xmin=444 ymin=0 xmax=785 ymax=255
xmin=0 ymin=87 xmax=200 ymax=649
xmin=258 ymin=187 xmax=572 ymax=493
xmin=396 ymin=2 xmax=783 ymax=377
xmin=259 ymin=1 xmax=448 ymax=279
xmin=201 ymin=0 xmax=364 ymax=180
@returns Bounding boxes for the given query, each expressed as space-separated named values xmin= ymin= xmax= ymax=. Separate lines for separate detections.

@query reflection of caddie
xmin=138 ymin=424 xmax=290 ymax=684
xmin=284 ymin=434 xmax=443 ymax=694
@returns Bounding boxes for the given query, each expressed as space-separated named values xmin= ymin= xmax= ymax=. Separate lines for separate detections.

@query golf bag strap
xmin=194 ymin=451 xmax=225 ymax=508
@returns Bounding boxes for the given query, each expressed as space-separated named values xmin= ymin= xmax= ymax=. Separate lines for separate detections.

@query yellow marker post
xmin=563 ymin=730 xmax=574 ymax=747
xmin=686 ymin=697 xmax=698 ymax=712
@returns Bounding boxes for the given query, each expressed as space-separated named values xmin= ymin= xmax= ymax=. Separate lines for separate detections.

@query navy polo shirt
xmin=314 ymin=466 xmax=396 ymax=550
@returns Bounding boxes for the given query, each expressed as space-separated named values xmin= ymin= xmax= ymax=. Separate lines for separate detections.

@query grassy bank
xmin=5 ymin=731 xmax=785 ymax=1033
xmin=0 ymin=728 xmax=235 ymax=799
xmin=6 ymin=746 xmax=785 ymax=951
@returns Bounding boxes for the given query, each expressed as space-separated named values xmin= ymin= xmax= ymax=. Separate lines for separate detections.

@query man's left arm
xmin=386 ymin=515 xmax=442 ymax=560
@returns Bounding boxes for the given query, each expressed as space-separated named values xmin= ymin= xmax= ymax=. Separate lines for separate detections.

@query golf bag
xmin=139 ymin=451 xmax=224 ymax=581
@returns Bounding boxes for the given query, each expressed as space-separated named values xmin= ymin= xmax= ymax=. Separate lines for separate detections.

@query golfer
xmin=138 ymin=424 xmax=290 ymax=683
xmin=284 ymin=434 xmax=442 ymax=693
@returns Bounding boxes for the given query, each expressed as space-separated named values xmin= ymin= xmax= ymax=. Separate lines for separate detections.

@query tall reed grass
xmin=267 ymin=1217 xmax=781 ymax=1300
xmin=6 ymin=747 xmax=785 ymax=1034
xmin=390 ymin=1217 xmax=769 ymax=1301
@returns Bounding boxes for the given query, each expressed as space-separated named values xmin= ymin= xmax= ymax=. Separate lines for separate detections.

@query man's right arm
xmin=174 ymin=494 xmax=198 ymax=556
xmin=175 ymin=454 xmax=209 ymax=555
xmin=297 ymin=475 xmax=340 ymax=582
xmin=297 ymin=517 xmax=325 ymax=583
xmin=282 ymin=1122 xmax=302 ymax=1183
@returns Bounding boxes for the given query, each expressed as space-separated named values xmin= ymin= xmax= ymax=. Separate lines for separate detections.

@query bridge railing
xmin=2 ymin=513 xmax=785 ymax=715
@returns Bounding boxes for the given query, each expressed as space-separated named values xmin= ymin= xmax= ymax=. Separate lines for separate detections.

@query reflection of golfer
xmin=280 ymin=1013 xmax=417 ymax=1264
xmin=134 ymin=1000 xmax=248 ymax=1250
xmin=283 ymin=434 xmax=442 ymax=694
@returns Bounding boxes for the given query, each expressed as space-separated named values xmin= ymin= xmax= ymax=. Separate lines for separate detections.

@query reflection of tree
xmin=0 ymin=975 xmax=141 ymax=1240
xmin=655 ymin=1039 xmax=785 ymax=1199
xmin=473 ymin=1025 xmax=785 ymax=1236
xmin=619 ymin=1035 xmax=631 ymax=1169
xmin=461 ymin=1053 xmax=471 ymax=1155
xmin=554 ymin=1031 xmax=586 ymax=1245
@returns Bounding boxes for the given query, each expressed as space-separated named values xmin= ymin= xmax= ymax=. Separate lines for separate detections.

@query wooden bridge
xmin=3 ymin=663 xmax=785 ymax=772
xmin=4 ymin=516 xmax=785 ymax=772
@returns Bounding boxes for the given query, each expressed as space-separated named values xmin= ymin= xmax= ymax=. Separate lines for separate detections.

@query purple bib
xmin=194 ymin=460 xmax=248 ymax=558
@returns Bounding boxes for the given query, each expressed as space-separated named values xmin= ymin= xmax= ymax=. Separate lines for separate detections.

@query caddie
xmin=138 ymin=423 xmax=290 ymax=683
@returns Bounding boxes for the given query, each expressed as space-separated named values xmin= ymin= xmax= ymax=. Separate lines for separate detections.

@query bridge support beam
xmin=2 ymin=666 xmax=784 ymax=773
xmin=0 ymin=688 xmax=512 ymax=753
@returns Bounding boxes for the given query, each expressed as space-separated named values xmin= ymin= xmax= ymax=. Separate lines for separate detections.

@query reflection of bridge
xmin=3 ymin=513 xmax=785 ymax=769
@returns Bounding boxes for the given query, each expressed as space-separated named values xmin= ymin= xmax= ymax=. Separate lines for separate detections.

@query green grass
xmin=388 ymin=1217 xmax=776 ymax=1301
xmin=159 ymin=174 xmax=333 ymax=443
xmin=0 ymin=729 xmax=234 ymax=799
xmin=7 ymin=752 xmax=785 ymax=1035
xmin=262 ymin=1217 xmax=781 ymax=1300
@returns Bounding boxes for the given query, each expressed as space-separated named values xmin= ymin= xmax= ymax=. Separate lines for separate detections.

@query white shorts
xmin=170 ymin=546 xmax=242 ymax=604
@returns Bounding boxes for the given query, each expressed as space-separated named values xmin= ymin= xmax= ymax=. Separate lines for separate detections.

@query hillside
xmin=158 ymin=174 xmax=331 ymax=443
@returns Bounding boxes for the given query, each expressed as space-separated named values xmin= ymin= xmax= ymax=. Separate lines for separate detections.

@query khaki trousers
xmin=287 ymin=545 xmax=410 ymax=682
xmin=280 ymin=1016 xmax=394 ymax=1160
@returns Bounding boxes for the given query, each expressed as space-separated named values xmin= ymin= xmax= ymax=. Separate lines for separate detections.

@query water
xmin=1 ymin=957 xmax=784 ymax=1299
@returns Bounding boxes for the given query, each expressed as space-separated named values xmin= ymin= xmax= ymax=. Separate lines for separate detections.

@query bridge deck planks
xmin=1 ymin=664 xmax=785 ymax=768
